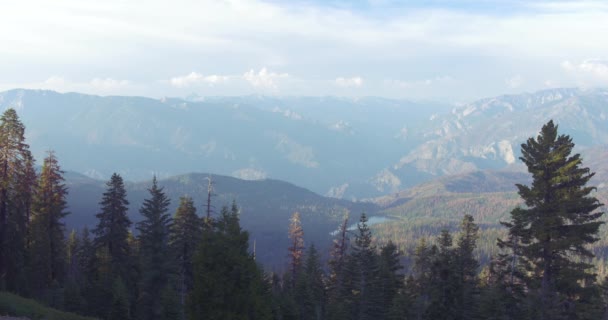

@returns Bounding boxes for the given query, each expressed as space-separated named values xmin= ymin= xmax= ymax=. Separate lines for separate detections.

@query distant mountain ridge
xmin=0 ymin=89 xmax=449 ymax=199
xmin=1 ymin=87 xmax=607 ymax=200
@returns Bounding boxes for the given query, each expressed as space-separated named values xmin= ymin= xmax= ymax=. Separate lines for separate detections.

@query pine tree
xmin=454 ymin=214 xmax=479 ymax=320
xmin=93 ymin=173 xmax=132 ymax=281
xmin=501 ymin=120 xmax=604 ymax=320
xmin=426 ymin=230 xmax=457 ymax=320
xmin=0 ymin=108 xmax=36 ymax=292
xmin=136 ymin=177 xmax=172 ymax=320
xmin=169 ymin=195 xmax=201 ymax=318
xmin=288 ymin=211 xmax=305 ymax=284
xmin=188 ymin=202 xmax=272 ymax=320
xmin=327 ymin=216 xmax=350 ymax=320
xmin=29 ymin=151 xmax=69 ymax=299
xmin=109 ymin=277 xmax=132 ymax=320
xmin=378 ymin=241 xmax=403 ymax=320
xmin=411 ymin=237 xmax=432 ymax=319
xmin=295 ymin=245 xmax=325 ymax=320
xmin=351 ymin=213 xmax=381 ymax=320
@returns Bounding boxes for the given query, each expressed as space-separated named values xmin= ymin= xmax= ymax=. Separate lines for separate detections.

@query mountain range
xmin=2 ymin=87 xmax=608 ymax=201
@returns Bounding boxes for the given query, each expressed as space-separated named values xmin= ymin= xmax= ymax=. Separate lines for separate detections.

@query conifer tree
xmin=454 ymin=214 xmax=479 ymax=320
xmin=188 ymin=202 xmax=272 ymax=320
xmin=351 ymin=213 xmax=381 ymax=320
xmin=109 ymin=277 xmax=132 ymax=320
xmin=378 ymin=241 xmax=403 ymax=320
xmin=411 ymin=237 xmax=432 ymax=319
xmin=288 ymin=211 xmax=305 ymax=284
xmin=501 ymin=120 xmax=604 ymax=320
xmin=64 ymin=229 xmax=85 ymax=314
xmin=426 ymin=230 xmax=457 ymax=320
xmin=29 ymin=150 xmax=69 ymax=299
xmin=0 ymin=108 xmax=35 ymax=292
xmin=136 ymin=177 xmax=172 ymax=320
xmin=295 ymin=244 xmax=325 ymax=320
xmin=93 ymin=173 xmax=132 ymax=281
xmin=327 ymin=216 xmax=350 ymax=320
xmin=169 ymin=195 xmax=201 ymax=317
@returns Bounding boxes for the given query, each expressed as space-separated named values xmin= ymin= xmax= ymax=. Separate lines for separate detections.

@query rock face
xmin=378 ymin=88 xmax=608 ymax=192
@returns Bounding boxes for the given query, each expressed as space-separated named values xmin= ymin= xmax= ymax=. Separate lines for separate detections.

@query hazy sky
xmin=1 ymin=0 xmax=607 ymax=102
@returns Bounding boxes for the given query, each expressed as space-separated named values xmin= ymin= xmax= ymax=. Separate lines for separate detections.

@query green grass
xmin=0 ymin=291 xmax=97 ymax=320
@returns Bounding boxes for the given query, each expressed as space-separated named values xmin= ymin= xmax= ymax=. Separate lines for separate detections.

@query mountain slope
xmin=387 ymin=88 xmax=608 ymax=180
xmin=0 ymin=89 xmax=448 ymax=199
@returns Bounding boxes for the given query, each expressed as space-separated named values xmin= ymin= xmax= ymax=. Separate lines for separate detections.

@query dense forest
xmin=0 ymin=108 xmax=607 ymax=320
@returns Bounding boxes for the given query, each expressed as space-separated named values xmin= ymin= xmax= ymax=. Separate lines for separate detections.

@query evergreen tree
xmin=327 ymin=216 xmax=350 ymax=320
xmin=501 ymin=120 xmax=604 ymax=320
xmin=169 ymin=195 xmax=201 ymax=317
xmin=350 ymin=213 xmax=381 ymax=320
xmin=109 ymin=277 xmax=132 ymax=320
xmin=378 ymin=241 xmax=403 ymax=320
xmin=295 ymin=245 xmax=325 ymax=320
xmin=288 ymin=211 xmax=305 ymax=284
xmin=454 ymin=214 xmax=479 ymax=320
xmin=136 ymin=177 xmax=172 ymax=320
xmin=411 ymin=237 xmax=432 ymax=320
xmin=188 ymin=202 xmax=272 ymax=320
xmin=29 ymin=151 xmax=69 ymax=299
xmin=426 ymin=230 xmax=457 ymax=320
xmin=93 ymin=173 xmax=132 ymax=281
xmin=0 ymin=108 xmax=36 ymax=292
xmin=64 ymin=229 xmax=86 ymax=314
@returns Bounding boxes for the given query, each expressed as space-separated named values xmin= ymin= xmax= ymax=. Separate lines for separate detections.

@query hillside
xmin=371 ymin=169 xmax=608 ymax=270
xmin=64 ymin=172 xmax=378 ymax=269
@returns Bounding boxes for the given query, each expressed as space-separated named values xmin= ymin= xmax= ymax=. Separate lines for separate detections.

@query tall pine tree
xmin=29 ymin=151 xmax=69 ymax=301
xmin=0 ymin=108 xmax=36 ymax=292
xmin=169 ymin=196 xmax=201 ymax=318
xmin=188 ymin=202 xmax=272 ymax=320
xmin=92 ymin=173 xmax=132 ymax=318
xmin=501 ymin=120 xmax=604 ymax=320
xmin=136 ymin=176 xmax=172 ymax=320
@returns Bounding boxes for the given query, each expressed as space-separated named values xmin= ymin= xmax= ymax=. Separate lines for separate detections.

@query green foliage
xmin=136 ymin=177 xmax=172 ymax=320
xmin=29 ymin=151 xmax=69 ymax=299
xmin=169 ymin=195 xmax=201 ymax=319
xmin=188 ymin=202 xmax=272 ymax=320
xmin=501 ymin=120 xmax=605 ymax=319
xmin=0 ymin=291 xmax=97 ymax=320
xmin=109 ymin=278 xmax=131 ymax=320
xmin=0 ymin=108 xmax=36 ymax=294
xmin=377 ymin=241 xmax=403 ymax=320
xmin=93 ymin=173 xmax=132 ymax=278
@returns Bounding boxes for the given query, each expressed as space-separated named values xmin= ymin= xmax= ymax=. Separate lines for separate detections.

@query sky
xmin=1 ymin=0 xmax=608 ymax=103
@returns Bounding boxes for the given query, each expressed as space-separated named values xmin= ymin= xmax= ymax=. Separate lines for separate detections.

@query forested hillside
xmin=63 ymin=171 xmax=377 ymax=269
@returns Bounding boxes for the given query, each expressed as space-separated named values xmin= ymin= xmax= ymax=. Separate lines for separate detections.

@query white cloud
xmin=2 ymin=1 xmax=608 ymax=100
xmin=505 ymin=75 xmax=523 ymax=89
xmin=170 ymin=72 xmax=229 ymax=88
xmin=561 ymin=60 xmax=608 ymax=86
xmin=242 ymin=68 xmax=289 ymax=90
xmin=335 ymin=76 xmax=363 ymax=88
